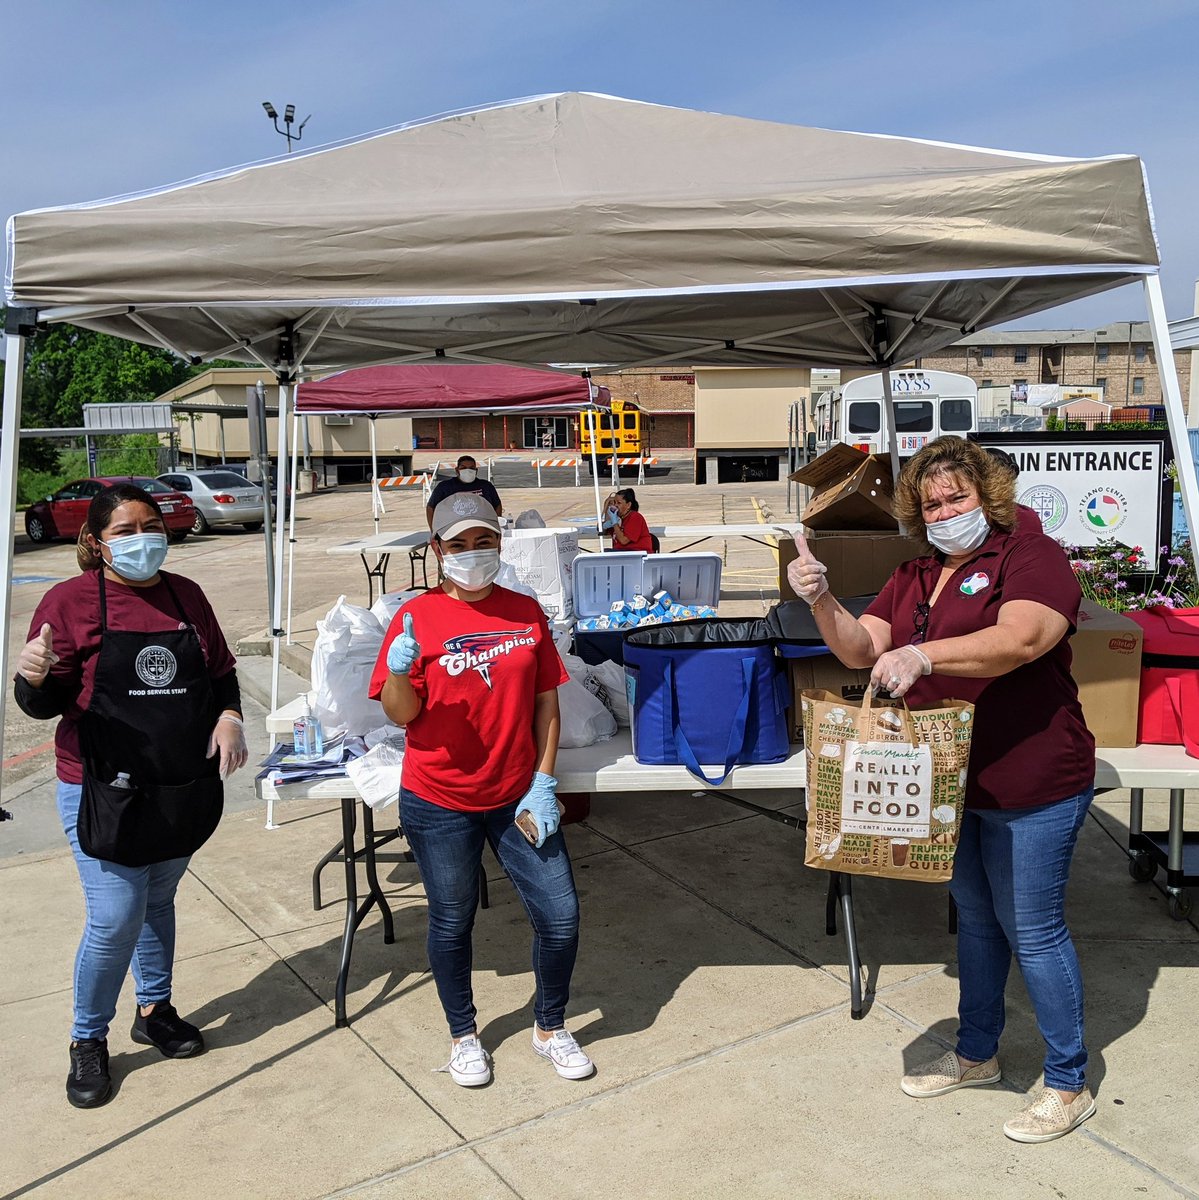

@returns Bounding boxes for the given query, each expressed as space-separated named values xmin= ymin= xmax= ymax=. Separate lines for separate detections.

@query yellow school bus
xmin=578 ymin=399 xmax=644 ymax=466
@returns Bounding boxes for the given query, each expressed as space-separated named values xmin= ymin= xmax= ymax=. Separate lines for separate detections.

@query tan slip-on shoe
xmin=901 ymin=1050 xmax=1001 ymax=1098
xmin=1003 ymin=1086 xmax=1096 ymax=1143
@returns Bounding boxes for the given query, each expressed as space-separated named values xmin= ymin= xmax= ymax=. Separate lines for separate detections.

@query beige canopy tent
xmin=3 ymin=92 xmax=1194 ymax=763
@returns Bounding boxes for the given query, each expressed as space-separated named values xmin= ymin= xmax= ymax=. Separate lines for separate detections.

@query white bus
xmin=812 ymin=369 xmax=977 ymax=458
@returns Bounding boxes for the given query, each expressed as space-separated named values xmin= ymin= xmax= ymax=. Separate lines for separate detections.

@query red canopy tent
xmin=295 ymin=363 xmax=610 ymax=416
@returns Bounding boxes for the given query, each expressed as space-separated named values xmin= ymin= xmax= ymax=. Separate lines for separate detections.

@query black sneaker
xmin=67 ymin=1038 xmax=113 ymax=1108
xmin=130 ymin=1002 xmax=205 ymax=1058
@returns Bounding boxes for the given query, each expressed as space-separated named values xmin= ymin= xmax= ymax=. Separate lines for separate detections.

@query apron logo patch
xmin=135 ymin=645 xmax=178 ymax=687
xmin=959 ymin=571 xmax=990 ymax=596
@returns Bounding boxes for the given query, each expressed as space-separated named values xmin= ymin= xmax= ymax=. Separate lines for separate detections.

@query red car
xmin=24 ymin=476 xmax=195 ymax=544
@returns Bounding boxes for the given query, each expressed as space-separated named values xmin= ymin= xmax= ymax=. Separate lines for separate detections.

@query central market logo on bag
xmin=959 ymin=571 xmax=990 ymax=596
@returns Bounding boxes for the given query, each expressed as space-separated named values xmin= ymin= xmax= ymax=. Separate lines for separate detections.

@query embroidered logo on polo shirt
xmin=439 ymin=627 xmax=536 ymax=689
xmin=135 ymin=645 xmax=177 ymax=687
xmin=959 ymin=572 xmax=990 ymax=596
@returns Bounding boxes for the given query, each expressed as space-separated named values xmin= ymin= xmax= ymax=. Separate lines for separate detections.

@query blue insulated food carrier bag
xmin=623 ymin=619 xmax=790 ymax=784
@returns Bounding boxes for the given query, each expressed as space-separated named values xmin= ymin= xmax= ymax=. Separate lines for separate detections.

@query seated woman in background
xmin=602 ymin=488 xmax=654 ymax=553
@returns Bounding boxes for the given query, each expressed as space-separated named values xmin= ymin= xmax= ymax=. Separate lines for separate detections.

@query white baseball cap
xmin=432 ymin=492 xmax=501 ymax=541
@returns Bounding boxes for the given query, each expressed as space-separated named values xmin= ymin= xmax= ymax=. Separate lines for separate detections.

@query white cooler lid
xmin=643 ymin=552 xmax=722 ymax=607
xmin=571 ymin=552 xmax=647 ymax=618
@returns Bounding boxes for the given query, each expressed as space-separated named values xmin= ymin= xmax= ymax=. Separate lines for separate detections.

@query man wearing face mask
xmin=788 ymin=436 xmax=1097 ymax=1145
xmin=369 ymin=492 xmax=594 ymax=1090
xmin=13 ymin=483 xmax=246 ymax=1109
xmin=425 ymin=455 xmax=503 ymax=529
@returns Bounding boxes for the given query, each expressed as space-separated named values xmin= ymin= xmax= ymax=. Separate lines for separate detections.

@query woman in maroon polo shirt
xmin=789 ymin=436 xmax=1095 ymax=1144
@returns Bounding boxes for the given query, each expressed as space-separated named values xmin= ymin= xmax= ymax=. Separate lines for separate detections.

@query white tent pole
xmin=587 ymin=397 xmax=605 ymax=553
xmin=537 ymin=458 xmax=542 ymax=487
xmin=880 ymin=368 xmax=902 ymax=491
xmin=189 ymin=413 xmax=199 ymax=468
xmin=369 ymin=417 xmax=381 ymax=535
xmin=270 ymin=378 xmax=291 ymax=734
xmin=575 ymin=457 xmax=580 ymax=488
xmin=1144 ymin=275 xmax=1199 ymax=547
xmin=0 ymin=322 xmax=31 ymax=779
xmin=285 ymin=410 xmax=300 ymax=646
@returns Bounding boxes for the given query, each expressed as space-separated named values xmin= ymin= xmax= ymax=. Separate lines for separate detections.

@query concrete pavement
xmin=3 ymin=478 xmax=1198 ymax=1197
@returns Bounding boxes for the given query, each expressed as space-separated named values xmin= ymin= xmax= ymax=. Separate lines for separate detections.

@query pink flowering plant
xmin=1065 ymin=538 xmax=1199 ymax=613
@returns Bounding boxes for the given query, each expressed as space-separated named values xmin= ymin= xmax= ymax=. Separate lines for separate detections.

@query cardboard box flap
xmin=789 ymin=442 xmax=871 ymax=488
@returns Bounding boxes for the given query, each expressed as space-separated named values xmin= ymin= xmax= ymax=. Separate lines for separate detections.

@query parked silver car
xmin=157 ymin=470 xmax=267 ymax=534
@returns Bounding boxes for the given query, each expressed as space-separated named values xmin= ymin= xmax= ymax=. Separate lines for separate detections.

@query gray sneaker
xmin=1003 ymin=1087 xmax=1096 ymax=1143
xmin=901 ymin=1050 xmax=1001 ymax=1098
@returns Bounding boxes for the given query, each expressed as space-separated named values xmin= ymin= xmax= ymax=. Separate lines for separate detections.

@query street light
xmin=262 ymin=100 xmax=310 ymax=152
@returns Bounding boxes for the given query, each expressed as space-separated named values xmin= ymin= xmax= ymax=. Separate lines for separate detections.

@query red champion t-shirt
xmin=864 ymin=529 xmax=1094 ymax=810
xmin=27 ymin=570 xmax=237 ymax=785
xmin=618 ymin=510 xmax=654 ymax=553
xmin=369 ymin=586 xmax=569 ymax=811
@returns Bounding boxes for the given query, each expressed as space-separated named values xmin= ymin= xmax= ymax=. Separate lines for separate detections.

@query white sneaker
xmin=532 ymin=1027 xmax=595 ymax=1080
xmin=436 ymin=1035 xmax=491 ymax=1087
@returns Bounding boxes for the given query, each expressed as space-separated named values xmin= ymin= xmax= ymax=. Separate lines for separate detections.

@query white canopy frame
xmin=2 ymin=93 xmax=1191 ymax=800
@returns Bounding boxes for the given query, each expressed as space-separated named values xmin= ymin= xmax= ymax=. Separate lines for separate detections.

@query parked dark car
xmin=24 ymin=476 xmax=195 ymax=544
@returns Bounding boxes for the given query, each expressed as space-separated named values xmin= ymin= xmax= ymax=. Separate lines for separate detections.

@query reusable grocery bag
xmin=623 ymin=619 xmax=790 ymax=784
xmin=800 ymin=688 xmax=974 ymax=882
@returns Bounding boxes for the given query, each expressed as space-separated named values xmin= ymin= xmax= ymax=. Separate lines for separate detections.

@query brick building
xmin=592 ymin=369 xmax=696 ymax=448
xmin=917 ymin=323 xmax=1192 ymax=413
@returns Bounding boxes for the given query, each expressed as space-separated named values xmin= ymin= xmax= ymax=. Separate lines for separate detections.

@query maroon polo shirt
xmin=865 ymin=529 xmax=1094 ymax=810
xmin=1015 ymin=504 xmax=1044 ymax=535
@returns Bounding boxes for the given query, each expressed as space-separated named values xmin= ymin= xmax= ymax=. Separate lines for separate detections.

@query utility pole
xmin=262 ymin=102 xmax=310 ymax=153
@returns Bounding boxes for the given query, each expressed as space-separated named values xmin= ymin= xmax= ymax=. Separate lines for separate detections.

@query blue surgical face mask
xmin=105 ymin=532 xmax=169 ymax=581
xmin=926 ymin=505 xmax=990 ymax=556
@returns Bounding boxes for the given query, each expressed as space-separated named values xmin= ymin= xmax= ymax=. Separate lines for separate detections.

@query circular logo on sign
xmin=135 ymin=645 xmax=177 ymax=687
xmin=1020 ymin=484 xmax=1069 ymax=534
xmin=1081 ymin=487 xmax=1128 ymax=532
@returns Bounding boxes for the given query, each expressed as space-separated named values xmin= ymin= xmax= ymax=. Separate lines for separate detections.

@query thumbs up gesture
xmin=386 ymin=610 xmax=422 ymax=676
xmin=787 ymin=533 xmax=830 ymax=606
xmin=18 ymin=623 xmax=60 ymax=686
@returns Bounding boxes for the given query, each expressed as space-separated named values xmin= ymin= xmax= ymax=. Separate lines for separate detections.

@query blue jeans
xmin=400 ymin=787 xmax=580 ymax=1039
xmin=949 ymin=788 xmax=1093 ymax=1091
xmin=57 ymin=782 xmax=191 ymax=1042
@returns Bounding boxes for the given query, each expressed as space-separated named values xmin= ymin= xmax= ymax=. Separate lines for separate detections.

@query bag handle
xmin=665 ymin=656 xmax=755 ymax=786
xmin=854 ymin=684 xmax=917 ymax=746
xmin=1164 ymin=674 xmax=1199 ymax=759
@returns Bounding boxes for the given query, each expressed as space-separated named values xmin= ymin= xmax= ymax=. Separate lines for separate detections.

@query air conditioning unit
xmin=323 ymin=415 xmax=354 ymax=427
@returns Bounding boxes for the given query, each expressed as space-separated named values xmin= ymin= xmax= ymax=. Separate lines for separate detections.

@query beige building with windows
xmin=917 ymin=324 xmax=1192 ymax=413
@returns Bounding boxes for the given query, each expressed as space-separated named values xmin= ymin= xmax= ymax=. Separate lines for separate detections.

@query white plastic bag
xmin=311 ymin=596 xmax=388 ymax=738
xmin=587 ymin=659 xmax=631 ymax=727
xmin=557 ymin=677 xmax=617 ymax=747
xmin=346 ymin=736 xmax=406 ymax=810
xmin=370 ymin=590 xmax=422 ymax=628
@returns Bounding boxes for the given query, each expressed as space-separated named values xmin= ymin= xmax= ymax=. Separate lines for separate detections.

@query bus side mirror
xmin=805 ymin=432 xmax=817 ymax=459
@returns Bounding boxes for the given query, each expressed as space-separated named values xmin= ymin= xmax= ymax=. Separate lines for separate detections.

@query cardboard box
xmin=500 ymin=528 xmax=579 ymax=621
xmin=789 ymin=444 xmax=898 ymax=530
xmin=785 ymin=654 xmax=874 ymax=741
xmin=780 ymin=530 xmax=922 ymax=601
xmin=1070 ymin=599 xmax=1143 ymax=747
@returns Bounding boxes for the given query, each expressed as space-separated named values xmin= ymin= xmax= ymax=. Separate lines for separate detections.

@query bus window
xmin=848 ymin=401 xmax=880 ymax=434
xmin=623 ymin=413 xmax=637 ymax=429
xmin=940 ymin=398 xmax=973 ymax=431
xmin=895 ymin=401 xmax=933 ymax=432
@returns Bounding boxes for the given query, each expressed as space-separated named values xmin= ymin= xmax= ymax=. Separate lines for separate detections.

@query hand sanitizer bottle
xmin=292 ymin=697 xmax=325 ymax=761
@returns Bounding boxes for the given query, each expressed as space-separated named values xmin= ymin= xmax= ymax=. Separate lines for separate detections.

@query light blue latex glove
xmin=517 ymin=771 xmax=561 ymax=848
xmin=601 ymin=506 xmax=621 ymax=531
xmin=386 ymin=611 xmax=421 ymax=676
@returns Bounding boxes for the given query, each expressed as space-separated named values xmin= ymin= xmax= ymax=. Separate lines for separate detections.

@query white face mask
xmin=441 ymin=548 xmax=500 ymax=591
xmin=457 ymin=468 xmax=478 ymax=484
xmin=926 ymin=505 xmax=990 ymax=556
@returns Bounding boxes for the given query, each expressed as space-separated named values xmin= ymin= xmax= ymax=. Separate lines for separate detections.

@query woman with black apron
xmin=14 ymin=483 xmax=247 ymax=1109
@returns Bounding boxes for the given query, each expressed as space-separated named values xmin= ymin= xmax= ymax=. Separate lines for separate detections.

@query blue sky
xmin=3 ymin=0 xmax=1197 ymax=328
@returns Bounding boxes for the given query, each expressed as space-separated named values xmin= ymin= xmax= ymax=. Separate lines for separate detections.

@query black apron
xmin=77 ymin=571 xmax=224 ymax=866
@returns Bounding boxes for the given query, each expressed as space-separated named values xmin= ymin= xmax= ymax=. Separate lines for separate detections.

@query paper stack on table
xmin=257 ymin=735 xmax=368 ymax=787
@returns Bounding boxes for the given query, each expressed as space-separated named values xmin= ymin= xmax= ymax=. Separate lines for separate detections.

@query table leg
xmin=1129 ymin=787 xmax=1145 ymax=841
xmin=1168 ymin=789 xmax=1185 ymax=875
xmin=361 ymin=804 xmax=395 ymax=945
xmin=312 ymin=839 xmax=344 ymax=911
xmin=335 ymin=798 xmax=359 ymax=1028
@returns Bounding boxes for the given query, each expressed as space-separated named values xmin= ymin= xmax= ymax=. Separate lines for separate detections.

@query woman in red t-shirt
xmin=371 ymin=490 xmax=594 ymax=1089
xmin=789 ymin=437 xmax=1096 ymax=1144
xmin=602 ymin=488 xmax=654 ymax=552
